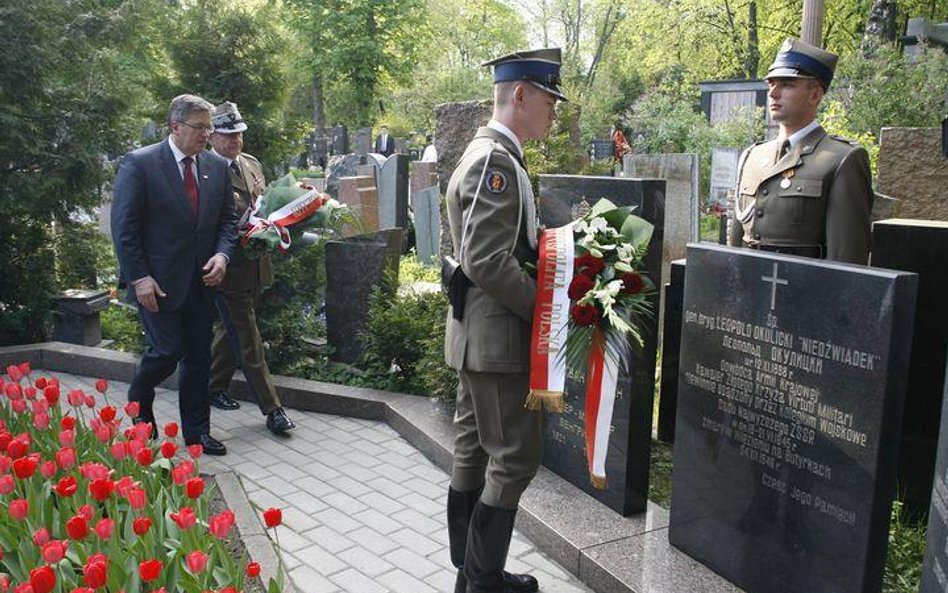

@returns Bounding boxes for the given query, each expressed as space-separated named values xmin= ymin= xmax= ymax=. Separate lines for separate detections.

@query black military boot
xmin=448 ymin=490 xmax=539 ymax=593
xmin=462 ymin=501 xmax=539 ymax=593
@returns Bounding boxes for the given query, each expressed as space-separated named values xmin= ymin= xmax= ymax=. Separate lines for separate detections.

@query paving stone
xmin=350 ymin=509 xmax=403 ymax=535
xmin=343 ymin=450 xmax=386 ymax=470
xmin=229 ymin=460 xmax=272 ymax=481
xmin=313 ymin=507 xmax=363 ymax=535
xmin=276 ymin=528 xmax=314 ymax=554
xmin=357 ymin=491 xmax=404 ymax=516
xmin=246 ymin=488 xmax=285 ymax=511
xmin=396 ymin=491 xmax=444 ymax=517
xmin=281 ymin=506 xmax=322 ymax=533
xmin=329 ymin=475 xmax=374 ymax=498
xmin=290 ymin=563 xmax=342 ymax=593
xmin=256 ymin=474 xmax=302 ymax=497
xmin=267 ymin=462 xmax=309 ymax=482
xmin=407 ymin=464 xmax=449 ymax=484
xmin=382 ymin=547 xmax=441 ymax=578
xmin=399 ymin=477 xmax=442 ymax=499
xmin=295 ymin=544 xmax=348 ymax=577
xmin=329 ymin=568 xmax=388 ymax=593
xmin=336 ymin=545 xmax=396 ymax=577
xmin=294 ymin=476 xmax=337 ymax=498
xmin=390 ymin=508 xmax=442 ymax=536
xmin=322 ymin=491 xmax=370 ymax=515
xmin=389 ymin=527 xmax=441 ymax=557
xmin=301 ymin=525 xmax=356 ymax=555
xmin=367 ymin=476 xmax=413 ymax=499
xmin=380 ymin=568 xmax=439 ymax=593
xmin=423 ymin=568 xmax=459 ymax=593
xmin=347 ymin=526 xmax=401 ymax=556
xmin=283 ymin=490 xmax=331 ymax=514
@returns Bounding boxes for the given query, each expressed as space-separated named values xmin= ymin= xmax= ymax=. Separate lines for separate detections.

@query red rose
xmin=246 ymin=562 xmax=261 ymax=577
xmin=620 ymin=272 xmax=644 ymax=295
xmin=138 ymin=559 xmax=162 ymax=582
xmin=56 ymin=476 xmax=78 ymax=497
xmin=83 ymin=555 xmax=108 ymax=589
xmin=574 ymin=254 xmax=605 ymax=277
xmin=262 ymin=507 xmax=282 ymax=528
xmin=88 ymin=478 xmax=114 ymax=502
xmin=567 ymin=275 xmax=594 ymax=301
xmin=132 ymin=516 xmax=152 ymax=536
xmin=185 ymin=476 xmax=204 ymax=499
xmin=66 ymin=515 xmax=88 ymax=540
xmin=29 ymin=566 xmax=55 ymax=593
xmin=94 ymin=379 xmax=108 ymax=394
xmin=570 ymin=303 xmax=601 ymax=327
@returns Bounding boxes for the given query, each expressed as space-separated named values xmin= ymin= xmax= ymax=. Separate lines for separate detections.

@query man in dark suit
xmin=444 ymin=48 xmax=565 ymax=593
xmin=206 ymin=101 xmax=296 ymax=435
xmin=374 ymin=125 xmax=395 ymax=157
xmin=111 ymin=94 xmax=237 ymax=456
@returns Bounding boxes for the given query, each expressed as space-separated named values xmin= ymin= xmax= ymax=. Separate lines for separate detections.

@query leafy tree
xmin=159 ymin=0 xmax=302 ymax=174
xmin=0 ymin=0 xmax=165 ymax=344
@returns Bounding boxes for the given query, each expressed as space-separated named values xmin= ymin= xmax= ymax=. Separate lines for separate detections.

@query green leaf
xmin=588 ymin=198 xmax=618 ymax=218
xmin=620 ymin=215 xmax=653 ymax=247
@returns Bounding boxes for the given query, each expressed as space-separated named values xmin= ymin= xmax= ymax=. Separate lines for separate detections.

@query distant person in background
xmin=374 ymin=124 xmax=395 ymax=157
xmin=206 ymin=102 xmax=296 ymax=436
xmin=421 ymin=134 xmax=438 ymax=163
xmin=611 ymin=123 xmax=631 ymax=161
xmin=728 ymin=38 xmax=873 ymax=264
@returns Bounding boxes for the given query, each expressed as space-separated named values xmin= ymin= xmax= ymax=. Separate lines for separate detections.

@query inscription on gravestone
xmin=920 ymin=353 xmax=948 ymax=593
xmin=669 ymin=244 xmax=917 ymax=593
xmin=538 ymin=175 xmax=665 ymax=515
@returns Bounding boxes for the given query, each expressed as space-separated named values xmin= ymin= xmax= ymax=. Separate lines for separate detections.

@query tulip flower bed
xmin=0 ymin=362 xmax=284 ymax=593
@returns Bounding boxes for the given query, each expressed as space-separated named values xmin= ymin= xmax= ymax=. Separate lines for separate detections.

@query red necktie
xmin=182 ymin=156 xmax=199 ymax=215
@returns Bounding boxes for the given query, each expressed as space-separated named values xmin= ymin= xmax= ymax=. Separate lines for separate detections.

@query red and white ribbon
xmin=241 ymin=189 xmax=326 ymax=253
xmin=584 ymin=335 xmax=620 ymax=489
xmin=527 ymin=225 xmax=574 ymax=412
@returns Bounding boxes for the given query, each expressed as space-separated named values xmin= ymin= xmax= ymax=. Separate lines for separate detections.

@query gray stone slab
xmin=412 ymin=185 xmax=441 ymax=265
xmin=378 ymin=153 xmax=410 ymax=231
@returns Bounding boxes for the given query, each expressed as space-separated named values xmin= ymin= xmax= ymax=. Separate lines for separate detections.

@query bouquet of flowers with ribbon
xmin=527 ymin=198 xmax=654 ymax=489
xmin=240 ymin=173 xmax=352 ymax=258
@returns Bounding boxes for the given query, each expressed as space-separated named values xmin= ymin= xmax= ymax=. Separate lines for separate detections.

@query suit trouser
xmin=451 ymin=369 xmax=542 ymax=509
xmin=209 ymin=287 xmax=281 ymax=415
xmin=128 ymin=275 xmax=213 ymax=443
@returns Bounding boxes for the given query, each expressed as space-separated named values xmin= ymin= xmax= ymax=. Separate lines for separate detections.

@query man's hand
xmin=202 ymin=253 xmax=228 ymax=287
xmin=134 ymin=276 xmax=166 ymax=313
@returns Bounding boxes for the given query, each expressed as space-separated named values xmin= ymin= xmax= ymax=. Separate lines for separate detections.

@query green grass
xmin=699 ymin=213 xmax=723 ymax=242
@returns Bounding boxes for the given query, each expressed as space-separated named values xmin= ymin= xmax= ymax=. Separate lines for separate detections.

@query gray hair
xmin=167 ymin=94 xmax=214 ymax=125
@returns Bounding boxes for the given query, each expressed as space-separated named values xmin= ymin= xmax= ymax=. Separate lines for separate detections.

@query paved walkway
xmin=56 ymin=372 xmax=593 ymax=593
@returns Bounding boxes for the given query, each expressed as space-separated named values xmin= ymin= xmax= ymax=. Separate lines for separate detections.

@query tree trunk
xmin=745 ymin=1 xmax=759 ymax=79
xmin=312 ymin=74 xmax=325 ymax=134
xmin=801 ymin=0 xmax=824 ymax=46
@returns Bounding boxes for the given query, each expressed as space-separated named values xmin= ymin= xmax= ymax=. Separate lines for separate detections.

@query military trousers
xmin=209 ymin=287 xmax=281 ymax=415
xmin=451 ymin=369 xmax=542 ymax=509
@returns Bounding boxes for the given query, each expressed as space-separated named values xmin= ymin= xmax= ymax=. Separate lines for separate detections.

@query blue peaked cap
xmin=482 ymin=48 xmax=567 ymax=101
xmin=766 ymin=38 xmax=838 ymax=89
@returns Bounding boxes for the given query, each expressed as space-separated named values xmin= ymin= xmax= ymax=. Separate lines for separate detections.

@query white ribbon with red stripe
xmin=584 ymin=336 xmax=620 ymax=489
xmin=241 ymin=189 xmax=326 ymax=253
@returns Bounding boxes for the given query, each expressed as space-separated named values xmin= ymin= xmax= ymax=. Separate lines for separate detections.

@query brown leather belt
xmin=748 ymin=243 xmax=825 ymax=258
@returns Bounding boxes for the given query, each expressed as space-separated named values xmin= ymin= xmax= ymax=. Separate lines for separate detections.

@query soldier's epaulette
xmin=240 ymin=153 xmax=260 ymax=164
xmin=829 ymin=134 xmax=860 ymax=147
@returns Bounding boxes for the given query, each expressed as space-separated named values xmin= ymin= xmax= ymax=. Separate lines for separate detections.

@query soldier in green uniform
xmin=207 ymin=102 xmax=295 ymax=435
xmin=444 ymin=48 xmax=565 ymax=593
xmin=728 ymin=38 xmax=874 ymax=264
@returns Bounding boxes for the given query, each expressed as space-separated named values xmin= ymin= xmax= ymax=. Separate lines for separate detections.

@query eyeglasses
xmin=177 ymin=121 xmax=215 ymax=133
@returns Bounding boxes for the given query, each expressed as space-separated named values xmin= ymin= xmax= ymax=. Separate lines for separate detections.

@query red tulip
xmin=133 ymin=516 xmax=152 ymax=535
xmin=185 ymin=476 xmax=204 ymax=499
xmin=41 ymin=540 xmax=68 ymax=564
xmin=9 ymin=498 xmax=28 ymax=520
xmin=85 ymin=395 xmax=96 ymax=408
xmin=67 ymin=389 xmax=85 ymax=407
xmin=29 ymin=566 xmax=55 ymax=593
xmin=99 ymin=406 xmax=116 ymax=422
xmin=0 ymin=475 xmax=13 ymax=494
xmin=160 ymin=441 xmax=177 ymax=459
xmin=4 ymin=383 xmax=22 ymax=400
xmin=7 ymin=438 xmax=27 ymax=459
xmin=89 ymin=478 xmax=114 ymax=502
xmin=11 ymin=399 xmax=26 ymax=414
xmin=170 ymin=507 xmax=197 ymax=530
xmin=34 ymin=377 xmax=47 ymax=389
xmin=187 ymin=443 xmax=203 ymax=459
xmin=163 ymin=422 xmax=179 ymax=438
xmin=39 ymin=460 xmax=56 ymax=479
xmin=58 ymin=429 xmax=75 ymax=447
xmin=114 ymin=475 xmax=136 ymax=496
xmin=220 ymin=588 xmax=239 ymax=593
xmin=263 ymin=507 xmax=282 ymax=528
xmin=132 ymin=422 xmax=153 ymax=443
xmin=208 ymin=509 xmax=235 ymax=539
xmin=12 ymin=455 xmax=36 ymax=478
xmin=246 ymin=562 xmax=261 ymax=577
xmin=94 ymin=518 xmax=114 ymax=540
xmin=60 ymin=416 xmax=76 ymax=431
xmin=33 ymin=412 xmax=50 ymax=431
xmin=18 ymin=362 xmax=31 ymax=377
xmin=24 ymin=386 xmax=37 ymax=400
xmin=78 ymin=504 xmax=94 ymax=521
xmin=79 ymin=462 xmax=110 ymax=481
xmin=126 ymin=487 xmax=146 ymax=510
xmin=139 ymin=559 xmax=162 ymax=582
xmin=135 ymin=447 xmax=153 ymax=466
xmin=66 ymin=515 xmax=89 ymax=540
xmin=56 ymin=476 xmax=78 ymax=497
xmin=56 ymin=447 xmax=76 ymax=470
xmin=42 ymin=385 xmax=59 ymax=405
xmin=95 ymin=379 xmax=108 ymax=394
xmin=33 ymin=528 xmax=50 ymax=546
xmin=109 ymin=441 xmax=128 ymax=461
xmin=6 ymin=365 xmax=22 ymax=383
xmin=83 ymin=554 xmax=108 ymax=588
xmin=185 ymin=551 xmax=208 ymax=574
xmin=124 ymin=401 xmax=140 ymax=418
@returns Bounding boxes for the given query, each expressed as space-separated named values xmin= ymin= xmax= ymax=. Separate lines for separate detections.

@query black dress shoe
xmin=189 ymin=434 xmax=227 ymax=456
xmin=266 ymin=408 xmax=296 ymax=434
xmin=209 ymin=391 xmax=241 ymax=410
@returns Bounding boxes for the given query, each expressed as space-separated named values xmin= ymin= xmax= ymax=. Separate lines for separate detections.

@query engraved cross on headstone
xmin=761 ymin=262 xmax=788 ymax=310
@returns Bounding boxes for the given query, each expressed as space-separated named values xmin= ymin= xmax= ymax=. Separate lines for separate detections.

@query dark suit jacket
xmin=374 ymin=134 xmax=395 ymax=157
xmin=111 ymin=140 xmax=238 ymax=311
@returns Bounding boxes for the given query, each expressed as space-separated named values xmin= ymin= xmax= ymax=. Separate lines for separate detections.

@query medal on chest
xmin=780 ymin=168 xmax=796 ymax=190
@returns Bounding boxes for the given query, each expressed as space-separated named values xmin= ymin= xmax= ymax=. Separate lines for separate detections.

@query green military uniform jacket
xmin=728 ymin=125 xmax=873 ymax=264
xmin=444 ymin=126 xmax=538 ymax=374
xmin=219 ymin=152 xmax=273 ymax=291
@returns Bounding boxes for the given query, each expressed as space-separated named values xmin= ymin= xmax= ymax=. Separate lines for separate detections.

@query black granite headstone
xmin=669 ymin=244 xmax=917 ymax=593
xmin=331 ymin=125 xmax=348 ymax=155
xmin=325 ymin=229 xmax=403 ymax=364
xmin=52 ymin=289 xmax=111 ymax=346
xmin=657 ymin=259 xmax=686 ymax=443
xmin=921 ymin=353 xmax=948 ymax=593
xmin=591 ymin=139 xmax=614 ymax=161
xmin=872 ymin=219 xmax=948 ymax=519
xmin=537 ymin=174 xmax=665 ymax=515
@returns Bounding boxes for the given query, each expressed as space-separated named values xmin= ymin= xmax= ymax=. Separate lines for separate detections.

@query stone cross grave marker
xmin=537 ymin=174 xmax=665 ymax=515
xmin=669 ymin=243 xmax=917 ymax=593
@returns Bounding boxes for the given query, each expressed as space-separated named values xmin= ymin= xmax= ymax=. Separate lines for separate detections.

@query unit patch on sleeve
xmin=485 ymin=170 xmax=507 ymax=194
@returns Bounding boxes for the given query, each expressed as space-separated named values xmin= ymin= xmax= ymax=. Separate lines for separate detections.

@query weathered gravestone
xmin=669 ymin=243 xmax=917 ymax=593
xmin=872 ymin=219 xmax=948 ymax=518
xmin=919 ymin=353 xmax=948 ymax=593
xmin=352 ymin=127 xmax=372 ymax=155
xmin=337 ymin=175 xmax=377 ymax=235
xmin=657 ymin=259 xmax=687 ymax=443
xmin=331 ymin=125 xmax=348 ymax=155
xmin=537 ymin=174 xmax=665 ymax=515
xmin=324 ymin=153 xmax=363 ymax=200
xmin=410 ymin=162 xmax=440 ymax=265
xmin=378 ymin=154 xmax=409 ymax=231
xmin=878 ymin=127 xmax=948 ymax=221
xmin=709 ymin=148 xmax=739 ymax=211
xmin=325 ymin=229 xmax=404 ymax=364
xmin=52 ymin=289 xmax=111 ymax=346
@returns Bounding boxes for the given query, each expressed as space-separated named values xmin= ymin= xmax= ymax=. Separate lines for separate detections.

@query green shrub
xmin=100 ymin=301 xmax=145 ymax=354
xmin=399 ymin=252 xmax=440 ymax=283
xmin=883 ymin=500 xmax=926 ymax=593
